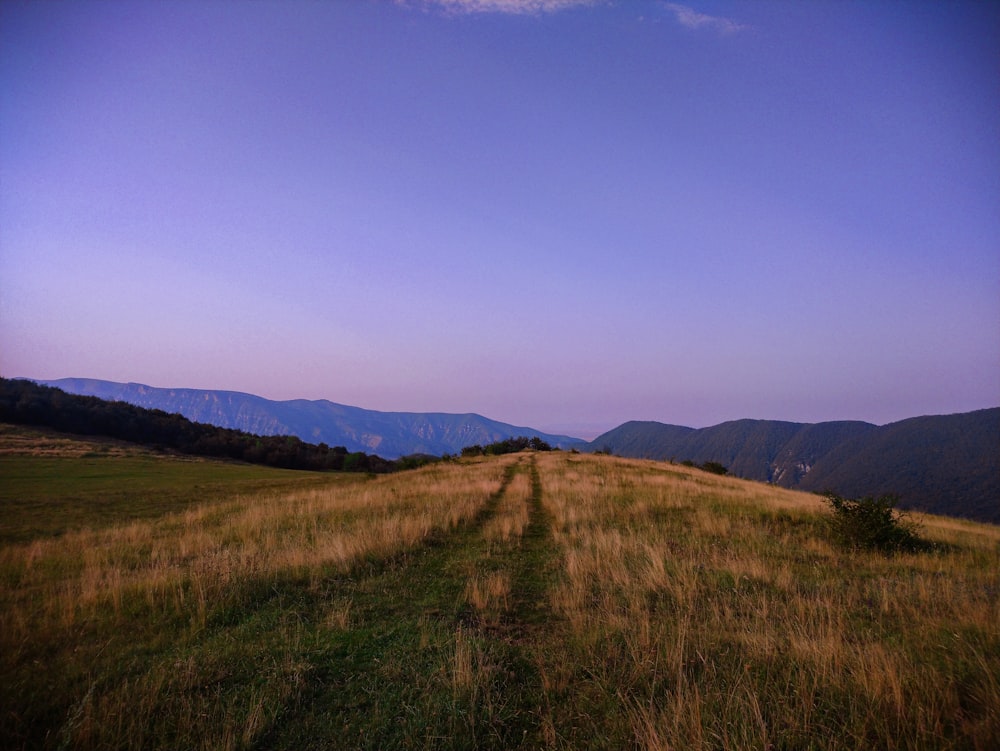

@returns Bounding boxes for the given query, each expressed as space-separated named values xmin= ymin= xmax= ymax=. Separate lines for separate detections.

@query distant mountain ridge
xmin=34 ymin=378 xmax=585 ymax=459
xmin=27 ymin=378 xmax=999 ymax=524
xmin=588 ymin=411 xmax=1000 ymax=524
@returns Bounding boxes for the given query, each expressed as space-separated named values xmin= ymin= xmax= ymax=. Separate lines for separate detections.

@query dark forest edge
xmin=0 ymin=378 xmax=418 ymax=473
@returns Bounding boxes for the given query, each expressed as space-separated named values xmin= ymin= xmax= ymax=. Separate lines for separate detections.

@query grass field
xmin=0 ymin=424 xmax=353 ymax=543
xmin=1 ymin=429 xmax=998 ymax=750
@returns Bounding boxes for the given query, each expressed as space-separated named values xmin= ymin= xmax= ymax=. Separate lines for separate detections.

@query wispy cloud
xmin=663 ymin=3 xmax=746 ymax=34
xmin=411 ymin=0 xmax=600 ymax=15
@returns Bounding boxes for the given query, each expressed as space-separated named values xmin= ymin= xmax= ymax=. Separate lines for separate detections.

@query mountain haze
xmin=36 ymin=379 xmax=584 ymax=459
xmin=589 ymin=411 xmax=999 ymax=524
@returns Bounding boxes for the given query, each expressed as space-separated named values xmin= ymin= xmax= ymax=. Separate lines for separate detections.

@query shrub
xmin=700 ymin=461 xmax=728 ymax=476
xmin=678 ymin=460 xmax=728 ymax=475
xmin=824 ymin=492 xmax=930 ymax=553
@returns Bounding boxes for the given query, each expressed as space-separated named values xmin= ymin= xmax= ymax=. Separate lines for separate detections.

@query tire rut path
xmin=256 ymin=456 xmax=560 ymax=751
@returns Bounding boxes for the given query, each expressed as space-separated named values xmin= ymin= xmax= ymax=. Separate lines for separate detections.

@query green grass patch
xmin=0 ymin=455 xmax=350 ymax=543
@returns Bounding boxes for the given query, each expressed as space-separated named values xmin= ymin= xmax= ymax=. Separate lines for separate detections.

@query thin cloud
xmin=663 ymin=3 xmax=746 ymax=34
xmin=413 ymin=0 xmax=600 ymax=15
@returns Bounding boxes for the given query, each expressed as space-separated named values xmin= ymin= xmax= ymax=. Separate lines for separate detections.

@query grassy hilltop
xmin=1 ymin=430 xmax=998 ymax=750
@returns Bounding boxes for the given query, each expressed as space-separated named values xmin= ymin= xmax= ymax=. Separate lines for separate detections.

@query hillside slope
xmin=589 ymin=410 xmax=999 ymax=523
xmin=4 ymin=451 xmax=998 ymax=750
xmin=34 ymin=378 xmax=584 ymax=458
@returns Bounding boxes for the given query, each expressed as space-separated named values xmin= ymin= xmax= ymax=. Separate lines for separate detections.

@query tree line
xmin=460 ymin=435 xmax=553 ymax=457
xmin=0 ymin=378 xmax=399 ymax=473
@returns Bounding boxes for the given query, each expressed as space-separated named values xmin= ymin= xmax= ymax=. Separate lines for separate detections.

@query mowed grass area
xmin=1 ymin=438 xmax=998 ymax=750
xmin=0 ymin=424 xmax=352 ymax=543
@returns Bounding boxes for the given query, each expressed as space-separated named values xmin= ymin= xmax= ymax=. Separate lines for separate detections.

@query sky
xmin=2 ymin=0 xmax=998 ymax=438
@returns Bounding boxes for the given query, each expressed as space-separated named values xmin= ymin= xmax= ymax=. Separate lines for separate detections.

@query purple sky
xmin=2 ymin=0 xmax=998 ymax=439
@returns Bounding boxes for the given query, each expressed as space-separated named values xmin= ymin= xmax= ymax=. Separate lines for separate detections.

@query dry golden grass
xmin=0 ymin=422 xmax=166 ymax=458
xmin=462 ymin=464 xmax=532 ymax=627
xmin=450 ymin=624 xmax=506 ymax=741
xmin=482 ymin=468 xmax=532 ymax=545
xmin=536 ymin=451 xmax=1000 ymax=750
xmin=2 ymin=454 xmax=525 ymax=750
xmin=464 ymin=570 xmax=512 ymax=619
xmin=0 ymin=456 xmax=515 ymax=665
xmin=5 ymin=447 xmax=997 ymax=750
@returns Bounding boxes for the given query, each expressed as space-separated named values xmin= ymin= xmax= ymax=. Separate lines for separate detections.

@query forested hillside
xmin=589 ymin=411 xmax=999 ymax=523
xmin=1 ymin=378 xmax=395 ymax=472
xmin=34 ymin=378 xmax=583 ymax=458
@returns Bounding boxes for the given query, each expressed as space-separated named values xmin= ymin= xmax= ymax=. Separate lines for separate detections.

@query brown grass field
xmin=1 ymin=428 xmax=997 ymax=750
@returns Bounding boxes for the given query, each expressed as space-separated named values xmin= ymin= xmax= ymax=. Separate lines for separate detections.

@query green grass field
xmin=0 ymin=427 xmax=355 ymax=543
xmin=1 ymin=427 xmax=998 ymax=750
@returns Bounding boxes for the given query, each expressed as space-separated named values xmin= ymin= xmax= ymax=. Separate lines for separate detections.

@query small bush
xmin=700 ymin=461 xmax=728 ymax=476
xmin=824 ymin=492 xmax=930 ymax=553
xmin=678 ymin=459 xmax=728 ymax=475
